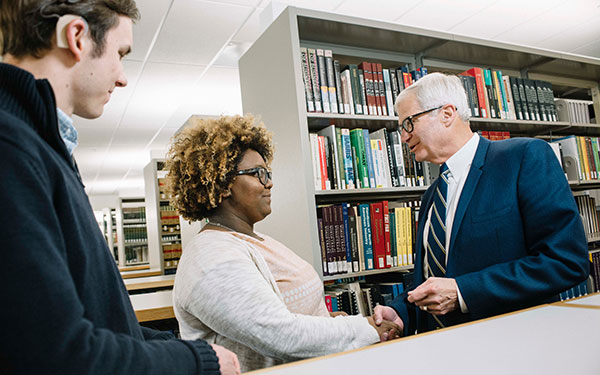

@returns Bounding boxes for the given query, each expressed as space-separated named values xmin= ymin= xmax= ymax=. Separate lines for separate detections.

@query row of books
xmin=300 ymin=48 xmax=427 ymax=116
xmin=559 ymin=279 xmax=592 ymax=301
xmin=573 ymin=192 xmax=600 ymax=238
xmin=123 ymin=225 xmax=148 ymax=244
xmin=479 ymin=130 xmax=511 ymax=141
xmin=324 ymin=281 xmax=405 ymax=316
xmin=459 ymin=67 xmax=557 ymax=122
xmin=555 ymin=99 xmax=595 ymax=124
xmin=552 ymin=135 xmax=600 ymax=182
xmin=310 ymin=125 xmax=431 ymax=191
xmin=317 ymin=199 xmax=420 ymax=277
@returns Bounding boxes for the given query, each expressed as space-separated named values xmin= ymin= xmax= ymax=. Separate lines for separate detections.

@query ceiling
xmin=77 ymin=0 xmax=600 ymax=198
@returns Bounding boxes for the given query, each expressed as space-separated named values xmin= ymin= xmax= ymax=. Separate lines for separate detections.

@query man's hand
xmin=211 ymin=344 xmax=241 ymax=375
xmin=366 ymin=315 xmax=402 ymax=342
xmin=407 ymin=277 xmax=459 ymax=315
xmin=372 ymin=305 xmax=404 ymax=341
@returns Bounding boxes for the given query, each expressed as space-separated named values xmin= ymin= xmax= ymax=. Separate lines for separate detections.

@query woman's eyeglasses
xmin=234 ymin=167 xmax=272 ymax=186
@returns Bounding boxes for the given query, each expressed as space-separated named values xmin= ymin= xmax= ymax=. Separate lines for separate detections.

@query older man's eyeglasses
xmin=400 ymin=105 xmax=443 ymax=133
xmin=234 ymin=166 xmax=272 ymax=186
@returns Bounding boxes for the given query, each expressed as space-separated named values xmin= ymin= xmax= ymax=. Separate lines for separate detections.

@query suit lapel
xmin=448 ymin=137 xmax=490 ymax=255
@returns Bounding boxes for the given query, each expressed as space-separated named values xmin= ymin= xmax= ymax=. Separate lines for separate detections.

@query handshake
xmin=332 ymin=308 xmax=403 ymax=342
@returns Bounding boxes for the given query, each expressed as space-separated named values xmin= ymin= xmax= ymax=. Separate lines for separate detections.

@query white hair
xmin=395 ymin=72 xmax=470 ymax=121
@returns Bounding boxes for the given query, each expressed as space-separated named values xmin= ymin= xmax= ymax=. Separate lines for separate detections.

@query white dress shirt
xmin=423 ymin=133 xmax=480 ymax=312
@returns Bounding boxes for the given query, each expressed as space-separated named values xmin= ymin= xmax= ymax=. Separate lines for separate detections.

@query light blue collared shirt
xmin=57 ymin=107 xmax=78 ymax=155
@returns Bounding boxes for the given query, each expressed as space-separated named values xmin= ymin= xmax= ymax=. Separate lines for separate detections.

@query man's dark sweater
xmin=0 ymin=63 xmax=220 ymax=375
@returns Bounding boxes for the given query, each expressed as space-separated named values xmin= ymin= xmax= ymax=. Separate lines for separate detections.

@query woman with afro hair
xmin=166 ymin=115 xmax=400 ymax=372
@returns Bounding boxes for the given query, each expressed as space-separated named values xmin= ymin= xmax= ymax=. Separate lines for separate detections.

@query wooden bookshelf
xmin=239 ymin=6 xmax=600 ymax=281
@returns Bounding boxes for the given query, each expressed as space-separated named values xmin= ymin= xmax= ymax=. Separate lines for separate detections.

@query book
xmin=359 ymin=203 xmax=374 ymax=270
xmin=316 ymin=49 xmax=331 ymax=113
xmin=299 ymin=47 xmax=315 ymax=112
xmin=362 ymin=129 xmax=376 ymax=188
xmin=317 ymin=125 xmax=342 ymax=190
xmin=370 ymin=201 xmax=386 ymax=269
xmin=333 ymin=60 xmax=344 ymax=114
xmin=306 ymin=49 xmax=322 ymax=112
xmin=324 ymin=50 xmax=338 ymax=113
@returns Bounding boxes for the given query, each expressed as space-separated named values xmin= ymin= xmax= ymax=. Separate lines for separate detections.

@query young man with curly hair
xmin=166 ymin=115 xmax=401 ymax=373
xmin=0 ymin=1 xmax=239 ymax=374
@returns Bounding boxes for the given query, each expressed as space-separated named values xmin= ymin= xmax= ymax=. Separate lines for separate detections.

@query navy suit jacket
xmin=390 ymin=136 xmax=589 ymax=335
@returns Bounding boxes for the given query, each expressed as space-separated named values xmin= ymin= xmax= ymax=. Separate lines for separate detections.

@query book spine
xmin=335 ymin=128 xmax=346 ymax=189
xmin=358 ymin=69 xmax=368 ymax=116
xmin=341 ymin=203 xmax=352 ymax=272
xmin=375 ymin=63 xmax=388 ymax=116
xmin=316 ymin=49 xmax=331 ymax=113
xmin=341 ymin=128 xmax=355 ymax=189
xmin=359 ymin=204 xmax=374 ymax=270
xmin=333 ymin=60 xmax=344 ymax=114
xmin=516 ymin=78 xmax=529 ymax=120
xmin=348 ymin=64 xmax=363 ymax=114
xmin=317 ymin=216 xmax=328 ymax=276
xmin=362 ymin=129 xmax=376 ymax=188
xmin=382 ymin=200 xmax=392 ymax=268
xmin=383 ymin=69 xmax=395 ymax=117
xmin=370 ymin=202 xmax=386 ymax=269
xmin=299 ymin=47 xmax=315 ymax=112
xmin=324 ymin=50 xmax=338 ymax=113
xmin=386 ymin=129 xmax=400 ymax=187
xmin=340 ymin=69 xmax=353 ymax=114
xmin=307 ymin=49 xmax=322 ymax=112
xmin=347 ymin=205 xmax=360 ymax=272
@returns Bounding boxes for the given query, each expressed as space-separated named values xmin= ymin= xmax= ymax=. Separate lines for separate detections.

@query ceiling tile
xmin=110 ymin=126 xmax=159 ymax=147
xmin=335 ymin=0 xmax=422 ymax=23
xmin=394 ymin=0 xmax=497 ymax=31
xmin=126 ymin=0 xmax=173 ymax=61
xmin=449 ymin=0 xmax=563 ymax=40
xmin=209 ymin=0 xmax=264 ymax=7
xmin=231 ymin=6 xmax=264 ymax=44
xmin=571 ymin=39 xmax=600 ymax=59
xmin=100 ymin=145 xmax=152 ymax=174
xmin=173 ymin=66 xmax=243 ymax=117
xmin=118 ymin=62 xmax=207 ymax=129
xmin=148 ymin=0 xmax=253 ymax=65
xmin=536 ymin=16 xmax=600 ymax=54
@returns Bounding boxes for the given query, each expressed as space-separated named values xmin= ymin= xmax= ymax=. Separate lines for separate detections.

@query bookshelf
xmin=144 ymin=159 xmax=203 ymax=275
xmin=118 ymin=198 xmax=149 ymax=266
xmin=239 ymin=7 xmax=600 ymax=280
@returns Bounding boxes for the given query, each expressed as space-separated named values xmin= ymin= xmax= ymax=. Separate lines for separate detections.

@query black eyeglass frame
xmin=399 ymin=105 xmax=443 ymax=133
xmin=234 ymin=167 xmax=272 ymax=186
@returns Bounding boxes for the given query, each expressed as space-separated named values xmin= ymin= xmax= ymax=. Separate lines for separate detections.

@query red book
xmin=369 ymin=202 xmax=386 ymax=269
xmin=324 ymin=295 xmax=333 ymax=312
xmin=317 ymin=136 xmax=328 ymax=190
xmin=481 ymin=131 xmax=489 ymax=139
xmin=502 ymin=131 xmax=510 ymax=139
xmin=382 ymin=200 xmax=392 ymax=268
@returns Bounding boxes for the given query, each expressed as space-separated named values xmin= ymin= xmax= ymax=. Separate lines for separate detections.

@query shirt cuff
xmin=457 ymin=284 xmax=469 ymax=313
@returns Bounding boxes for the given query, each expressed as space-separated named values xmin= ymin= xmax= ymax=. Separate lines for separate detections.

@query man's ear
xmin=57 ymin=15 xmax=89 ymax=62
xmin=441 ymin=104 xmax=456 ymax=127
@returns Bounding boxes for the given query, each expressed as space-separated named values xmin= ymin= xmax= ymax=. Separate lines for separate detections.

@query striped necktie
xmin=427 ymin=163 xmax=449 ymax=278
xmin=425 ymin=163 xmax=450 ymax=330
